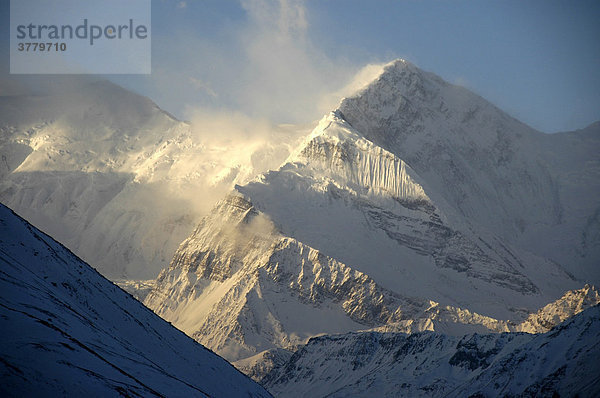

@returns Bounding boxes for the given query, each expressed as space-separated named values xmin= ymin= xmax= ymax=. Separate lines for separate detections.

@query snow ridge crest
xmin=286 ymin=111 xmax=430 ymax=204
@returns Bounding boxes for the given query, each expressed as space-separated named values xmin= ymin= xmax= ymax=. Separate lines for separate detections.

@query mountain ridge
xmin=336 ymin=59 xmax=599 ymax=282
xmin=0 ymin=202 xmax=271 ymax=397
xmin=263 ymin=304 xmax=600 ymax=397
xmin=0 ymin=79 xmax=307 ymax=279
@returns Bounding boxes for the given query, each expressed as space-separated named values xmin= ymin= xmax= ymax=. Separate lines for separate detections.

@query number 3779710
xmin=17 ymin=42 xmax=67 ymax=51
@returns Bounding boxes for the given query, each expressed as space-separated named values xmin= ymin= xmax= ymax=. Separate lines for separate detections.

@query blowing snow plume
xmin=0 ymin=78 xmax=308 ymax=281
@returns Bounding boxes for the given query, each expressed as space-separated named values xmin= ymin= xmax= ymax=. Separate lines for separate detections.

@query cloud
xmin=177 ymin=1 xmax=187 ymax=9
xmin=164 ymin=107 xmax=309 ymax=214
xmin=146 ymin=0 xmax=371 ymax=125
xmin=319 ymin=63 xmax=388 ymax=110
xmin=134 ymin=1 xmax=390 ymax=215
xmin=103 ymin=1 xmax=388 ymax=217
xmin=234 ymin=0 xmax=352 ymax=122
xmin=241 ymin=0 xmax=307 ymax=36
xmin=189 ymin=77 xmax=217 ymax=98
xmin=184 ymin=107 xmax=307 ymax=172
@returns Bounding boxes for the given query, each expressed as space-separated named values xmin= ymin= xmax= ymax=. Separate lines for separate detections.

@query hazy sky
xmin=1 ymin=0 xmax=599 ymax=133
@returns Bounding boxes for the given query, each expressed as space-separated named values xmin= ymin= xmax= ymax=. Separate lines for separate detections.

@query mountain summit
xmin=337 ymin=60 xmax=599 ymax=282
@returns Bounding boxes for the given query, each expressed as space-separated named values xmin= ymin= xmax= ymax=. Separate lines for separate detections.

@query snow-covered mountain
xmin=515 ymin=283 xmax=599 ymax=333
xmin=0 ymin=80 xmax=305 ymax=279
xmin=144 ymin=60 xmax=599 ymax=366
xmin=0 ymin=203 xmax=271 ymax=397
xmin=336 ymin=61 xmax=600 ymax=283
xmin=263 ymin=304 xmax=600 ymax=397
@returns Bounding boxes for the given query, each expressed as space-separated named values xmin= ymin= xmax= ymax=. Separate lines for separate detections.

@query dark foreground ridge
xmin=0 ymin=203 xmax=271 ymax=397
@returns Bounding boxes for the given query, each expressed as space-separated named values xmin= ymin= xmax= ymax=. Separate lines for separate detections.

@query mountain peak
xmin=336 ymin=58 xmax=538 ymax=150
xmin=376 ymin=58 xmax=426 ymax=79
xmin=340 ymin=59 xmax=434 ymax=111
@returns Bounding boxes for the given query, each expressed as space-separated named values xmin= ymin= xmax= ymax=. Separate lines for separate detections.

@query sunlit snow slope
xmin=0 ymin=203 xmax=271 ymax=397
xmin=0 ymin=80 xmax=305 ymax=279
